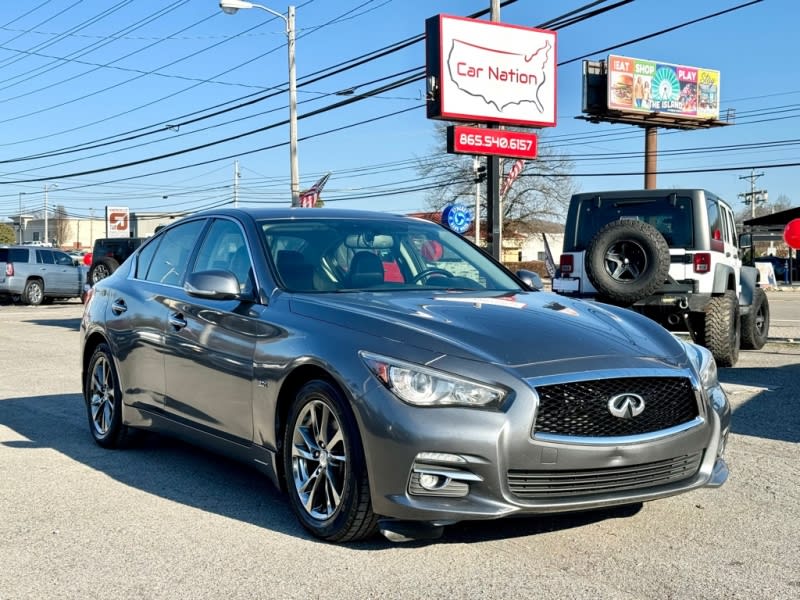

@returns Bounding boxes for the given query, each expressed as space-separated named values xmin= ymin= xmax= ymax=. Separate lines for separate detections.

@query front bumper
xmin=356 ymin=369 xmax=730 ymax=523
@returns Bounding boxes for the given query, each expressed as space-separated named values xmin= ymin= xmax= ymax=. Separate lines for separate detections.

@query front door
xmin=162 ymin=218 xmax=259 ymax=444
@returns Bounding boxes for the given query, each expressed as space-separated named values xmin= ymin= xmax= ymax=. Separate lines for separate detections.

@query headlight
xmin=681 ymin=340 xmax=718 ymax=390
xmin=360 ymin=352 xmax=506 ymax=408
xmin=680 ymin=340 xmax=727 ymax=412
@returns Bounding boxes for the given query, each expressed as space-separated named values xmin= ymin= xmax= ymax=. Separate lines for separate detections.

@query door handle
xmin=111 ymin=299 xmax=127 ymax=315
xmin=169 ymin=313 xmax=187 ymax=330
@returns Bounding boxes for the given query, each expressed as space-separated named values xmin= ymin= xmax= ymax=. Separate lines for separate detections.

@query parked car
xmin=552 ymin=189 xmax=769 ymax=367
xmin=80 ymin=208 xmax=730 ymax=543
xmin=0 ymin=245 xmax=87 ymax=305
xmin=88 ymin=237 xmax=144 ymax=285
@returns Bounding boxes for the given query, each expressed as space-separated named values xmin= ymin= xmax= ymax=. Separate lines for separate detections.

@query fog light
xmin=419 ymin=473 xmax=445 ymax=490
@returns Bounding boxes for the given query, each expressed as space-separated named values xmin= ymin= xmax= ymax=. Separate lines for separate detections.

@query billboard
xmin=105 ymin=206 xmax=130 ymax=238
xmin=607 ymin=54 xmax=720 ymax=120
xmin=426 ymin=14 xmax=557 ymax=127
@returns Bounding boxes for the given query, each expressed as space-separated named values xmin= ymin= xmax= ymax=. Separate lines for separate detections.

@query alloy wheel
xmin=89 ymin=355 xmax=115 ymax=436
xmin=603 ymin=240 xmax=648 ymax=281
xmin=290 ymin=399 xmax=347 ymax=521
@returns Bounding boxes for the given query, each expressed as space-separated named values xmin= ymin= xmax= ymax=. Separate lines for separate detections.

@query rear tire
xmin=704 ymin=291 xmax=740 ymax=367
xmin=741 ymin=288 xmax=769 ymax=350
xmin=282 ymin=380 xmax=378 ymax=542
xmin=23 ymin=279 xmax=44 ymax=306
xmin=84 ymin=343 xmax=136 ymax=448
xmin=89 ymin=257 xmax=120 ymax=285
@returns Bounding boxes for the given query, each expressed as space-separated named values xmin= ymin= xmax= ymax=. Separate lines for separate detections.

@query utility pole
xmin=738 ymin=169 xmax=767 ymax=219
xmin=44 ymin=183 xmax=57 ymax=246
xmin=473 ymin=156 xmax=482 ymax=246
xmin=233 ymin=159 xmax=240 ymax=208
xmin=486 ymin=0 xmax=503 ymax=260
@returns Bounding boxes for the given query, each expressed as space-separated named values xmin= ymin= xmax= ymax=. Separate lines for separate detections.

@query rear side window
xmin=144 ymin=220 xmax=206 ymax=286
xmin=36 ymin=249 xmax=55 ymax=264
xmin=5 ymin=249 xmax=29 ymax=262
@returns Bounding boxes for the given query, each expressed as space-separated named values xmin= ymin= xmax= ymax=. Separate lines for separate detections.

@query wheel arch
xmin=81 ymin=331 xmax=111 ymax=393
xmin=711 ymin=264 xmax=736 ymax=295
xmin=273 ymin=363 xmax=359 ymax=492
xmin=738 ymin=265 xmax=759 ymax=307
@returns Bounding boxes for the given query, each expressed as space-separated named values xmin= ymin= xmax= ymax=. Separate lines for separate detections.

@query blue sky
xmin=0 ymin=0 xmax=796 ymax=222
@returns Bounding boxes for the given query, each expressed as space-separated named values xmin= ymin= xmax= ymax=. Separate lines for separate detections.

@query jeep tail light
xmin=560 ymin=254 xmax=573 ymax=274
xmin=693 ymin=252 xmax=711 ymax=273
xmin=5 ymin=263 xmax=12 ymax=277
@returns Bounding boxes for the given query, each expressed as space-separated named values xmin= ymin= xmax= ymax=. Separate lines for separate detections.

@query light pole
xmin=44 ymin=183 xmax=57 ymax=246
xmin=17 ymin=192 xmax=26 ymax=243
xmin=220 ymin=0 xmax=300 ymax=207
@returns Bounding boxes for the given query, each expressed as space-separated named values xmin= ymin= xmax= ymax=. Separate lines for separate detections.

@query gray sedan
xmin=80 ymin=208 xmax=730 ymax=543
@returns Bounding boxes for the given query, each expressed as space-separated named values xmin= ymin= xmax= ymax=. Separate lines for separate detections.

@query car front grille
xmin=533 ymin=376 xmax=699 ymax=438
xmin=507 ymin=452 xmax=703 ymax=499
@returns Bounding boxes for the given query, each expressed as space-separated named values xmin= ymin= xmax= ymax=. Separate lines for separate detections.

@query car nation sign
xmin=426 ymin=14 xmax=557 ymax=127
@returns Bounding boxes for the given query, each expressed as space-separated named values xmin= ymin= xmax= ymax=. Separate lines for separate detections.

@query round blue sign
xmin=441 ymin=203 xmax=473 ymax=234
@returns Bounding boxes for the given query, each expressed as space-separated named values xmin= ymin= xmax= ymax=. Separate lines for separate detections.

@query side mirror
xmin=516 ymin=269 xmax=543 ymax=291
xmin=185 ymin=270 xmax=243 ymax=300
xmin=739 ymin=233 xmax=752 ymax=248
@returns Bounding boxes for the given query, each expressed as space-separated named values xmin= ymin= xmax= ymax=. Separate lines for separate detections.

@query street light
xmin=220 ymin=0 xmax=300 ymax=207
xmin=17 ymin=192 xmax=26 ymax=244
xmin=44 ymin=183 xmax=57 ymax=246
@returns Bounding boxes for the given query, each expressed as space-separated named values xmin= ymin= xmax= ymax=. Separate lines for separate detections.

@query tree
xmin=417 ymin=123 xmax=577 ymax=236
xmin=734 ymin=193 xmax=793 ymax=226
xmin=54 ymin=204 xmax=71 ymax=247
xmin=0 ymin=223 xmax=15 ymax=244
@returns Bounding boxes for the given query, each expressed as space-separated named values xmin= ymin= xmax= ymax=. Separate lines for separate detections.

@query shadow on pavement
xmin=719 ymin=362 xmax=800 ymax=443
xmin=0 ymin=393 xmax=646 ymax=548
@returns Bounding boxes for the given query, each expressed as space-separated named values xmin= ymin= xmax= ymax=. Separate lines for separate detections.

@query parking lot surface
xmin=1 ymin=300 xmax=798 ymax=599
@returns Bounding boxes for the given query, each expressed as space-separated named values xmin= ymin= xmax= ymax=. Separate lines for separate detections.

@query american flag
xmin=299 ymin=172 xmax=331 ymax=208
xmin=500 ymin=159 xmax=525 ymax=198
xmin=542 ymin=232 xmax=557 ymax=278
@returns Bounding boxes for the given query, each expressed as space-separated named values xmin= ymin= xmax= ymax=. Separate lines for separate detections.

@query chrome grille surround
xmin=529 ymin=369 xmax=703 ymax=444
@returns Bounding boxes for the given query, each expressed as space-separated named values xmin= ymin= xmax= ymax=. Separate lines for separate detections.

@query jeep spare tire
xmin=585 ymin=219 xmax=670 ymax=305
xmin=89 ymin=257 xmax=120 ymax=285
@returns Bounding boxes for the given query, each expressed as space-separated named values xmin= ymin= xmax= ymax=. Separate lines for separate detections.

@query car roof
xmin=193 ymin=207 xmax=424 ymax=221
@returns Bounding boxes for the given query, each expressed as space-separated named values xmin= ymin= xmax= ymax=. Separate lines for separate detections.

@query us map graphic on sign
xmin=446 ymin=38 xmax=552 ymax=114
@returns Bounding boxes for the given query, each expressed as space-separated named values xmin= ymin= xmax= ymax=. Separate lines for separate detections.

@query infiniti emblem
xmin=608 ymin=393 xmax=646 ymax=419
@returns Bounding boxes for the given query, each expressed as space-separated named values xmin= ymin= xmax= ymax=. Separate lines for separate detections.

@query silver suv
xmin=0 ymin=246 xmax=88 ymax=305
xmin=552 ymin=189 xmax=769 ymax=367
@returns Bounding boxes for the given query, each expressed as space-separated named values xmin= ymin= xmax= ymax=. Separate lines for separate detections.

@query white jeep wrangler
xmin=552 ymin=189 xmax=769 ymax=367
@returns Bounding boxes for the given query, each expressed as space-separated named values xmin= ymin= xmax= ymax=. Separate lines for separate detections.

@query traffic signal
xmin=474 ymin=165 xmax=487 ymax=183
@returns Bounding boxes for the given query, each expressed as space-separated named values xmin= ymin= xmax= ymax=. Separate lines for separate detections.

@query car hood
xmin=288 ymin=290 xmax=686 ymax=367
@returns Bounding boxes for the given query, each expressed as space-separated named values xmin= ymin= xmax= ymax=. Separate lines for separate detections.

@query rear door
xmin=35 ymin=249 xmax=63 ymax=294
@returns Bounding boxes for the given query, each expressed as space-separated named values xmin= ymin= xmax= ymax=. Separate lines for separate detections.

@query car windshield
xmin=259 ymin=216 xmax=522 ymax=292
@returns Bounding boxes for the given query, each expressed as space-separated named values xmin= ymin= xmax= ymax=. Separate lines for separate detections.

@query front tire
xmin=704 ymin=291 xmax=740 ymax=367
xmin=283 ymin=380 xmax=378 ymax=542
xmin=84 ymin=343 xmax=135 ymax=448
xmin=741 ymin=287 xmax=769 ymax=350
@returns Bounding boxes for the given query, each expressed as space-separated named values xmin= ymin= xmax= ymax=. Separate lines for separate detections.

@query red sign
xmin=447 ymin=126 xmax=538 ymax=159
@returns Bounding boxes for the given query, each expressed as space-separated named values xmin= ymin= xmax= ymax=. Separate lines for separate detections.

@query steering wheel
xmin=411 ymin=268 xmax=453 ymax=284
